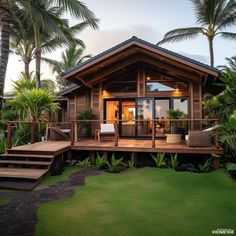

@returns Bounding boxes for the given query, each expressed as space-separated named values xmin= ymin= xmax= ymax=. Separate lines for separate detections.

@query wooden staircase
xmin=0 ymin=150 xmax=54 ymax=180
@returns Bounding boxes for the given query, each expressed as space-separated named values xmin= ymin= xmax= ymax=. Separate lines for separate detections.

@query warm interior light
xmin=147 ymin=76 xmax=151 ymax=81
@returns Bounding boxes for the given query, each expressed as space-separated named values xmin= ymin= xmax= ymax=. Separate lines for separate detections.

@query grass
xmin=40 ymin=166 xmax=79 ymax=186
xmin=36 ymin=168 xmax=236 ymax=236
xmin=0 ymin=198 xmax=9 ymax=206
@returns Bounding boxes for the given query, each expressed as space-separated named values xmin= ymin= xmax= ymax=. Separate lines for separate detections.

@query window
xmin=145 ymin=69 xmax=188 ymax=92
xmin=173 ymin=98 xmax=188 ymax=116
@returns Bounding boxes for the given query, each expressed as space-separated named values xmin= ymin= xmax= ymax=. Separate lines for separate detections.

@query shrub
xmin=151 ymin=153 xmax=166 ymax=168
xmin=95 ymin=153 xmax=107 ymax=169
xmin=170 ymin=153 xmax=179 ymax=169
xmin=198 ymin=159 xmax=212 ymax=173
xmin=76 ymin=158 xmax=91 ymax=168
xmin=106 ymin=154 xmax=125 ymax=173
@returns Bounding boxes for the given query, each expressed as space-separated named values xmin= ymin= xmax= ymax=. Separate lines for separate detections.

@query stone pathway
xmin=0 ymin=168 xmax=101 ymax=236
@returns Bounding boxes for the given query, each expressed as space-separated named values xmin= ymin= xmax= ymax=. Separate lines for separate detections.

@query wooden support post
xmin=30 ymin=123 xmax=35 ymax=144
xmin=131 ymin=152 xmax=137 ymax=167
xmin=45 ymin=123 xmax=49 ymax=141
xmin=152 ymin=120 xmax=155 ymax=148
xmin=7 ymin=122 xmax=12 ymax=149
xmin=89 ymin=151 xmax=95 ymax=164
xmin=67 ymin=150 xmax=72 ymax=161
xmin=74 ymin=121 xmax=78 ymax=143
xmin=103 ymin=152 xmax=108 ymax=161
xmin=114 ymin=122 xmax=118 ymax=147
xmin=71 ymin=121 xmax=75 ymax=145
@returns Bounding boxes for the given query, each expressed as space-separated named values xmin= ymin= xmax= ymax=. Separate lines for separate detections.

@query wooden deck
xmin=0 ymin=139 xmax=223 ymax=188
xmin=72 ymin=139 xmax=223 ymax=154
xmin=9 ymin=141 xmax=71 ymax=155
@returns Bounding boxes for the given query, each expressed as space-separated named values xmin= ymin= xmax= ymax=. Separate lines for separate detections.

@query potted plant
xmin=167 ymin=109 xmax=185 ymax=134
xmin=77 ymin=109 xmax=94 ymax=137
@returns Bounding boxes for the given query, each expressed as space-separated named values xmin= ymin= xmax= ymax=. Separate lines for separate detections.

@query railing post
xmin=74 ymin=121 xmax=78 ymax=143
xmin=71 ymin=121 xmax=75 ymax=145
xmin=152 ymin=120 xmax=155 ymax=148
xmin=45 ymin=123 xmax=49 ymax=141
xmin=114 ymin=121 xmax=118 ymax=147
xmin=30 ymin=122 xmax=35 ymax=144
xmin=7 ymin=121 xmax=12 ymax=149
xmin=214 ymin=120 xmax=220 ymax=148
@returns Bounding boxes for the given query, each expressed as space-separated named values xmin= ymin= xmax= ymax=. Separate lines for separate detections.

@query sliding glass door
xmin=104 ymin=97 xmax=188 ymax=138
xmin=136 ymin=98 xmax=153 ymax=137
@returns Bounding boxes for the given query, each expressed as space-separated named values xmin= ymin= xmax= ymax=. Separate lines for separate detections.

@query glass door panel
xmin=121 ymin=100 xmax=135 ymax=137
xmin=136 ymin=98 xmax=153 ymax=137
xmin=155 ymin=99 xmax=170 ymax=136
xmin=106 ymin=101 xmax=119 ymax=123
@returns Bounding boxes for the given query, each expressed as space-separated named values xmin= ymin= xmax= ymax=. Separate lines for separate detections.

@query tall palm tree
xmin=0 ymin=0 xmax=99 ymax=109
xmin=43 ymin=45 xmax=91 ymax=89
xmin=219 ymin=56 xmax=236 ymax=72
xmin=158 ymin=0 xmax=236 ymax=67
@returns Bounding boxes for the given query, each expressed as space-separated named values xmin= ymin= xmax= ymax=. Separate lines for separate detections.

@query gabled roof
xmin=61 ymin=36 xmax=220 ymax=79
xmin=58 ymin=84 xmax=80 ymax=96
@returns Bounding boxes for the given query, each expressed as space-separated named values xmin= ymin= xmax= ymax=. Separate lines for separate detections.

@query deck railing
xmin=70 ymin=119 xmax=220 ymax=148
xmin=5 ymin=119 xmax=219 ymax=149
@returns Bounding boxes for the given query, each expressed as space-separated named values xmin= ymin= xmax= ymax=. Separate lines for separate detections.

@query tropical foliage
xmin=158 ymin=0 xmax=236 ymax=66
xmin=95 ymin=153 xmax=107 ymax=169
xmin=151 ymin=153 xmax=166 ymax=168
xmin=105 ymin=154 xmax=125 ymax=173
xmin=43 ymin=45 xmax=91 ymax=89
xmin=0 ymin=0 xmax=99 ymax=108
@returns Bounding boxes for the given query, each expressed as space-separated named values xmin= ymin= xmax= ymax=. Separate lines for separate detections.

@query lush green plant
xmin=151 ymin=153 xmax=166 ymax=168
xmin=76 ymin=158 xmax=91 ymax=168
xmin=0 ymin=134 xmax=6 ymax=154
xmin=43 ymin=45 xmax=92 ymax=89
xmin=167 ymin=109 xmax=185 ymax=133
xmin=105 ymin=154 xmax=125 ymax=173
xmin=11 ymin=89 xmax=59 ymax=122
xmin=219 ymin=111 xmax=236 ymax=158
xmin=77 ymin=109 xmax=94 ymax=136
xmin=170 ymin=153 xmax=179 ymax=169
xmin=225 ymin=162 xmax=236 ymax=171
xmin=158 ymin=0 xmax=236 ymax=67
xmin=198 ymin=159 xmax=212 ymax=173
xmin=95 ymin=153 xmax=107 ymax=169
xmin=127 ymin=160 xmax=135 ymax=168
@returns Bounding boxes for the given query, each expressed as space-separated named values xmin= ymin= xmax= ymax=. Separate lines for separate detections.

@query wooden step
xmin=7 ymin=149 xmax=55 ymax=155
xmin=0 ymin=160 xmax=52 ymax=166
xmin=0 ymin=168 xmax=48 ymax=180
xmin=1 ymin=153 xmax=54 ymax=159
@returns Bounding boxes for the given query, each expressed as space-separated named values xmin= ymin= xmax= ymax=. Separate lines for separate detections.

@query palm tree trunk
xmin=24 ymin=58 xmax=30 ymax=79
xmin=35 ymin=47 xmax=41 ymax=88
xmin=0 ymin=3 xmax=11 ymax=110
xmin=208 ymin=37 xmax=214 ymax=67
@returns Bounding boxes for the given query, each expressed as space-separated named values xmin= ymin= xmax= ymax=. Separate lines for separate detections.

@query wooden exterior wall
xmin=64 ymin=64 xmax=204 ymax=129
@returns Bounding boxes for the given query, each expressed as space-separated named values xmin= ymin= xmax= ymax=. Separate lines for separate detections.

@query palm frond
xmin=158 ymin=27 xmax=204 ymax=45
xmin=52 ymin=0 xmax=100 ymax=29
xmin=219 ymin=32 xmax=236 ymax=40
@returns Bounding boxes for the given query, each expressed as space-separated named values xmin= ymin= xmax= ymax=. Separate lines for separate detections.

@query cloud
xmin=80 ymin=25 xmax=160 ymax=55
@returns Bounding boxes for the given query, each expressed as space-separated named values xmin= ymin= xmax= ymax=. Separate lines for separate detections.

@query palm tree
xmin=11 ymin=88 xmax=58 ymax=122
xmin=12 ymin=72 xmax=56 ymax=94
xmin=158 ymin=0 xmax=236 ymax=67
xmin=43 ymin=45 xmax=91 ymax=89
xmin=0 ymin=0 xmax=99 ymax=109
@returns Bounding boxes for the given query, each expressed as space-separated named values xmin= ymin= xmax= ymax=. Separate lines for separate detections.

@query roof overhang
xmin=61 ymin=37 xmax=220 ymax=84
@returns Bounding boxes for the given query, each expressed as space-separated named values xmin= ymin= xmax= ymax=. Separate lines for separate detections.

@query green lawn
xmin=40 ymin=166 xmax=79 ymax=186
xmin=36 ymin=168 xmax=236 ymax=236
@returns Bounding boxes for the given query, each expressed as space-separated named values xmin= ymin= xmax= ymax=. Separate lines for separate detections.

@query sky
xmin=5 ymin=0 xmax=236 ymax=92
